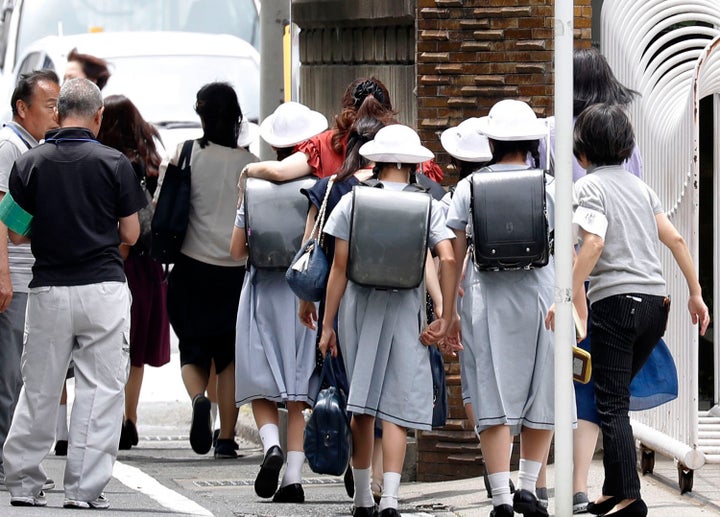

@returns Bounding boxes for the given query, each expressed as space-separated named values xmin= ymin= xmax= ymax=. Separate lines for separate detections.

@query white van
xmin=0 ymin=0 xmax=261 ymax=153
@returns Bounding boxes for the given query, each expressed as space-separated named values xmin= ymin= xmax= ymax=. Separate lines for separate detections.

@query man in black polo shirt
xmin=2 ymin=78 xmax=146 ymax=509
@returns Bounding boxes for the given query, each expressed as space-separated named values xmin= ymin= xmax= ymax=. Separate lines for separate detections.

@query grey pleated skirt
xmin=338 ymin=281 xmax=433 ymax=431
xmin=460 ymin=263 xmax=559 ymax=435
xmin=235 ymin=267 xmax=317 ymax=406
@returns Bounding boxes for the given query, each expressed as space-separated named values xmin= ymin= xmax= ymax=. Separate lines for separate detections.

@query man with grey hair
xmin=1 ymin=78 xmax=146 ymax=509
xmin=0 ymin=69 xmax=60 ymax=492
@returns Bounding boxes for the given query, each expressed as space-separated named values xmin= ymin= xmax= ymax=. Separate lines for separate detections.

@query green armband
xmin=0 ymin=192 xmax=32 ymax=236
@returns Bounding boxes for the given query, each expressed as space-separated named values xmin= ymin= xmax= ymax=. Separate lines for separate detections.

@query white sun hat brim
xmin=259 ymin=102 xmax=328 ymax=148
xmin=358 ymin=124 xmax=434 ymax=164
xmin=477 ymin=115 xmax=548 ymax=141
xmin=440 ymin=118 xmax=493 ymax=161
xmin=476 ymin=99 xmax=549 ymax=141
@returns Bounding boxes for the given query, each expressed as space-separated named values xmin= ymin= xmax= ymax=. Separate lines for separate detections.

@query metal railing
xmin=602 ymin=0 xmax=720 ymax=471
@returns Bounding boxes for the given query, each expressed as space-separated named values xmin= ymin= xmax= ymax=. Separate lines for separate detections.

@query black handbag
xmin=150 ymin=140 xmax=193 ymax=264
xmin=304 ymin=352 xmax=352 ymax=476
xmin=429 ymin=345 xmax=448 ymax=428
xmin=286 ymin=175 xmax=335 ymax=301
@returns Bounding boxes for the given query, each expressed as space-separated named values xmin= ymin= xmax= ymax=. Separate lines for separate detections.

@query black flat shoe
xmin=54 ymin=440 xmax=68 ymax=457
xmin=189 ymin=395 xmax=212 ymax=454
xmin=272 ymin=483 xmax=304 ymax=503
xmin=587 ymin=496 xmax=620 ymax=515
xmin=254 ymin=445 xmax=284 ymax=498
xmin=602 ymin=499 xmax=647 ymax=517
xmin=513 ymin=488 xmax=549 ymax=517
xmin=351 ymin=505 xmax=377 ymax=517
xmin=126 ymin=419 xmax=139 ymax=446
xmin=119 ymin=421 xmax=132 ymax=450
xmin=378 ymin=508 xmax=399 ymax=517
xmin=490 ymin=504 xmax=514 ymax=517
xmin=344 ymin=466 xmax=354 ymax=498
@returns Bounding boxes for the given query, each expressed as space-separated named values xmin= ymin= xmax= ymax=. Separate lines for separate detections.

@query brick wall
xmin=416 ymin=0 xmax=593 ymax=183
xmin=415 ymin=0 xmax=591 ymax=482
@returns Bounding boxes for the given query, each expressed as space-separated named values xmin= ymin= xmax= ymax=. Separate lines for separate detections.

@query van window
xmin=16 ymin=0 xmax=259 ymax=63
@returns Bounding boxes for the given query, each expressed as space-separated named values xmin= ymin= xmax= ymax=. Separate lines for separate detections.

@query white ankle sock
xmin=258 ymin=424 xmax=280 ymax=456
xmin=280 ymin=450 xmax=305 ymax=486
xmin=518 ymin=459 xmax=542 ymax=492
xmin=56 ymin=405 xmax=68 ymax=441
xmin=488 ymin=471 xmax=513 ymax=507
xmin=378 ymin=471 xmax=401 ymax=511
xmin=352 ymin=467 xmax=374 ymax=508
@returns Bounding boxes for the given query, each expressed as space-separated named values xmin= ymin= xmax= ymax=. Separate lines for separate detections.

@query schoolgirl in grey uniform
xmin=230 ymin=101 xmax=327 ymax=504
xmin=445 ymin=100 xmax=559 ymax=517
xmin=320 ymin=124 xmax=457 ymax=517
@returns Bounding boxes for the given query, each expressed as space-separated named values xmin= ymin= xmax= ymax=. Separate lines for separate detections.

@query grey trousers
xmin=3 ymin=282 xmax=130 ymax=501
xmin=0 ymin=292 xmax=28 ymax=479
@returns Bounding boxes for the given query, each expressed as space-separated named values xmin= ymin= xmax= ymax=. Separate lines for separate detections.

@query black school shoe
xmin=254 ymin=445 xmax=284 ymax=498
xmin=189 ymin=395 xmax=212 ymax=454
xmin=54 ymin=439 xmax=68 ymax=456
xmin=378 ymin=508 xmax=399 ymax=517
xmin=490 ymin=504 xmax=514 ymax=517
xmin=344 ymin=466 xmax=354 ymax=498
xmin=214 ymin=438 xmax=239 ymax=459
xmin=602 ymin=499 xmax=647 ymax=517
xmin=513 ymin=488 xmax=549 ymax=517
xmin=272 ymin=483 xmax=305 ymax=503
xmin=587 ymin=496 xmax=620 ymax=515
xmin=351 ymin=505 xmax=377 ymax=517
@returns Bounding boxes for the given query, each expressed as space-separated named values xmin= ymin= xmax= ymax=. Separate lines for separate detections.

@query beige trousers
xmin=3 ymin=282 xmax=130 ymax=501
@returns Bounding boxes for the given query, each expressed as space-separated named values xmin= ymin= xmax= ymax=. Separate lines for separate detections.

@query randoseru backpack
xmin=470 ymin=168 xmax=550 ymax=271
xmin=347 ymin=181 xmax=432 ymax=289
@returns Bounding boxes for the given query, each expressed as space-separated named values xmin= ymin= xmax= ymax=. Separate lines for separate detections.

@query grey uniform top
xmin=0 ymin=122 xmax=37 ymax=292
xmin=573 ymin=165 xmax=666 ymax=305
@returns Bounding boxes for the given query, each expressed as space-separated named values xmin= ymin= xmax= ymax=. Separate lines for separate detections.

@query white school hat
xmin=477 ymin=99 xmax=548 ymax=141
xmin=359 ymin=124 xmax=434 ymax=164
xmin=440 ymin=118 xmax=493 ymax=161
xmin=259 ymin=101 xmax=328 ymax=148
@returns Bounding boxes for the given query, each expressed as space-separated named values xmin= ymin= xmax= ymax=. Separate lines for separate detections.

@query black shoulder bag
xmin=150 ymin=140 xmax=194 ymax=265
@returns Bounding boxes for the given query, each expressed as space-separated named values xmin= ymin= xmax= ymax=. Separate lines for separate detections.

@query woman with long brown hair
xmin=97 ymin=94 xmax=170 ymax=449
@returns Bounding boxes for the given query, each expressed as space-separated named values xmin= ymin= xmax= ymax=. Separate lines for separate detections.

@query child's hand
xmin=689 ymin=294 xmax=710 ymax=336
xmin=441 ymin=315 xmax=463 ymax=355
xmin=319 ymin=324 xmax=338 ymax=357
xmin=420 ymin=318 xmax=447 ymax=346
xmin=298 ymin=299 xmax=318 ymax=330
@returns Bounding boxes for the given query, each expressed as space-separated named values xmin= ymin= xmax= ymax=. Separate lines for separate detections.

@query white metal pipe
xmin=553 ymin=1 xmax=574 ymax=515
xmin=633 ymin=420 xmax=706 ymax=469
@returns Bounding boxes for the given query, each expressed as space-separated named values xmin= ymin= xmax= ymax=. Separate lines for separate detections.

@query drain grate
xmin=141 ymin=435 xmax=188 ymax=441
xmin=193 ymin=477 xmax=342 ymax=488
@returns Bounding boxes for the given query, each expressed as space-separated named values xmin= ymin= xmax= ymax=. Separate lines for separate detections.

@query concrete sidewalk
xmin=237 ymin=405 xmax=720 ymax=516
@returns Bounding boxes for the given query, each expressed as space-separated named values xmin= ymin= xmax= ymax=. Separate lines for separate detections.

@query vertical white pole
xmin=554 ymin=1 xmax=575 ymax=516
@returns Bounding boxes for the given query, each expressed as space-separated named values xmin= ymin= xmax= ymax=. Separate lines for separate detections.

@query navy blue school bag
xmin=304 ymin=352 xmax=352 ymax=476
